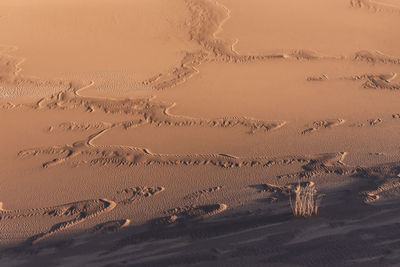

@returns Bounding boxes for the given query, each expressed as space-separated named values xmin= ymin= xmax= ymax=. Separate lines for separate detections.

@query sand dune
xmin=1 ymin=0 xmax=400 ymax=266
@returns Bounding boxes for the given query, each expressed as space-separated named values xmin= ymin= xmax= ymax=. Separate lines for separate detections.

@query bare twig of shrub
xmin=290 ymin=182 xmax=323 ymax=217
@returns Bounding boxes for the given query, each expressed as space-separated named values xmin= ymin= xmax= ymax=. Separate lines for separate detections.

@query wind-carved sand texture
xmin=184 ymin=186 xmax=224 ymax=201
xmin=19 ymin=141 xmax=310 ymax=170
xmin=155 ymin=203 xmax=228 ymax=225
xmin=0 ymin=199 xmax=117 ymax=244
xmin=250 ymin=183 xmax=293 ymax=203
xmin=306 ymin=74 xmax=329 ymax=82
xmin=48 ymin=122 xmax=109 ymax=133
xmin=31 ymin=87 xmax=286 ymax=132
xmin=2 ymin=0 xmax=400 ymax=265
xmin=301 ymin=119 xmax=345 ymax=134
xmin=352 ymin=50 xmax=400 ymax=64
xmin=112 ymin=186 xmax=165 ymax=205
xmin=140 ymin=0 xmax=367 ymax=91
xmin=0 ymin=186 xmax=164 ymax=244
xmin=367 ymin=118 xmax=383 ymax=126
xmin=278 ymin=152 xmax=349 ymax=179
xmin=0 ymin=46 xmax=82 ymax=98
xmin=141 ymin=0 xmax=296 ymax=91
xmin=346 ymin=73 xmax=400 ymax=90
xmin=353 ymin=162 xmax=400 ymax=204
xmin=350 ymin=0 xmax=400 ymax=14
xmin=15 ymin=87 xmax=285 ymax=169
xmin=392 ymin=113 xmax=400 ymax=118
xmin=259 ymin=156 xmax=400 ymax=207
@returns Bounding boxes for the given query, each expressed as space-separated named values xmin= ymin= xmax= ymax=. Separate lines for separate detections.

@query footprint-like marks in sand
xmin=141 ymin=0 xmax=400 ymax=93
xmin=0 ymin=46 xmax=83 ymax=98
xmin=0 ymin=102 xmax=16 ymax=109
xmin=250 ymin=157 xmax=400 ymax=206
xmin=1 ymin=0 xmax=399 ymax=105
xmin=112 ymin=186 xmax=165 ymax=205
xmin=251 ymin=182 xmax=321 ymax=205
xmin=141 ymin=0 xmax=371 ymax=91
xmin=306 ymin=74 xmax=329 ymax=82
xmin=31 ymin=88 xmax=285 ymax=134
xmin=15 ymin=87 xmax=288 ymax=169
xmin=278 ymin=152 xmax=349 ymax=179
xmin=0 ymin=186 xmax=164 ymax=244
xmin=350 ymin=0 xmax=400 ymax=14
xmin=346 ymin=72 xmax=400 ymax=90
xmin=362 ymin=177 xmax=400 ymax=204
xmin=301 ymin=119 xmax=345 ymax=134
xmin=367 ymin=118 xmax=383 ymax=126
xmin=315 ymin=70 xmax=400 ymax=90
xmin=353 ymin=51 xmax=400 ymax=65
xmin=153 ymin=204 xmax=228 ymax=226
xmin=9 ymin=149 xmax=400 ymax=243
xmin=167 ymin=204 xmax=228 ymax=220
xmin=354 ymin=162 xmax=400 ymax=204
xmin=142 ymin=51 xmax=207 ymax=91
xmin=0 ymin=199 xmax=116 ymax=244
xmin=184 ymin=186 xmax=224 ymax=201
xmin=19 ymin=137 xmax=314 ymax=170
xmin=250 ymin=183 xmax=294 ymax=203
xmin=10 ymin=83 xmax=285 ymax=169
xmin=350 ymin=118 xmax=383 ymax=127
xmin=270 ymin=151 xmax=400 ymax=205
xmin=1 ymin=0 xmax=400 ymax=97
xmin=243 ymin=152 xmax=400 ymax=207
xmin=48 ymin=122 xmax=109 ymax=133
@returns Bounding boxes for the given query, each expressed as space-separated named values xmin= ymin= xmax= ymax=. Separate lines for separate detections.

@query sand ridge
xmin=1 ymin=0 xmax=400 ymax=265
xmin=0 ymin=186 xmax=165 ymax=245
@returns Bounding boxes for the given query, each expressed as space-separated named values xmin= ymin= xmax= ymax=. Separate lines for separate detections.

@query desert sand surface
xmin=1 ymin=0 xmax=400 ymax=266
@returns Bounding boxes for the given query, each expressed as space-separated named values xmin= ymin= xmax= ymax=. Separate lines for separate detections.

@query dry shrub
xmin=290 ymin=182 xmax=322 ymax=217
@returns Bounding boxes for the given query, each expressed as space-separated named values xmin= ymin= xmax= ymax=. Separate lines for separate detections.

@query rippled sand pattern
xmin=1 ymin=0 xmax=400 ymax=266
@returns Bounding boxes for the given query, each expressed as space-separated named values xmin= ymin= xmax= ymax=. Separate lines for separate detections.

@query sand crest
xmin=1 ymin=0 xmax=400 ymax=266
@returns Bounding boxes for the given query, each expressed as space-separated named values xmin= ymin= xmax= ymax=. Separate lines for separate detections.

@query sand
xmin=1 ymin=0 xmax=400 ymax=266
